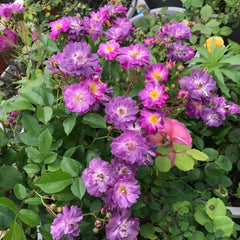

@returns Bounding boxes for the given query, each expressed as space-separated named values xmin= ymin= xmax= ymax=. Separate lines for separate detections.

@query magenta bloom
xmin=138 ymin=82 xmax=168 ymax=110
xmin=83 ymin=16 xmax=103 ymax=41
xmin=0 ymin=3 xmax=24 ymax=19
xmin=144 ymin=36 xmax=155 ymax=47
xmin=105 ymin=26 xmax=133 ymax=44
xmin=63 ymin=83 xmax=95 ymax=114
xmin=50 ymin=205 xmax=83 ymax=240
xmin=167 ymin=21 xmax=191 ymax=40
xmin=98 ymin=40 xmax=120 ymax=60
xmin=59 ymin=40 xmax=99 ymax=77
xmin=0 ymin=29 xmax=17 ymax=51
xmin=139 ymin=109 xmax=165 ymax=135
xmin=105 ymin=96 xmax=138 ymax=130
xmin=108 ymin=178 xmax=140 ymax=209
xmin=118 ymin=44 xmax=151 ymax=69
xmin=81 ymin=158 xmax=116 ymax=197
xmin=144 ymin=63 xmax=169 ymax=84
xmin=111 ymin=130 xmax=149 ymax=165
xmin=106 ymin=209 xmax=140 ymax=240
xmin=49 ymin=18 xmax=69 ymax=39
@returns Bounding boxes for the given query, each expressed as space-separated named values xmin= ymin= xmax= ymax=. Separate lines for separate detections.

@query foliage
xmin=0 ymin=0 xmax=240 ymax=240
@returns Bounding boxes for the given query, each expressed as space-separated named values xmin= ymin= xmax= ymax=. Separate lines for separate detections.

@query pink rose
xmin=147 ymin=118 xmax=192 ymax=165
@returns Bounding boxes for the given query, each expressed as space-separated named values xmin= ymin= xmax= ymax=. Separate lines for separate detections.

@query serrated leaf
xmin=140 ymin=223 xmax=155 ymax=238
xmin=0 ymin=206 xmax=15 ymax=229
xmin=71 ymin=178 xmax=86 ymax=199
xmin=200 ymin=4 xmax=212 ymax=22
xmin=19 ymin=133 xmax=38 ymax=146
xmin=203 ymin=148 xmax=218 ymax=161
xmin=2 ymin=100 xmax=34 ymax=113
xmin=155 ymin=156 xmax=172 ymax=172
xmin=194 ymin=210 xmax=211 ymax=225
xmin=35 ymin=170 xmax=72 ymax=193
xmin=157 ymin=146 xmax=171 ymax=155
xmin=0 ymin=197 xmax=17 ymax=213
xmin=14 ymin=184 xmax=27 ymax=200
xmin=21 ymin=91 xmax=44 ymax=106
xmin=173 ymin=144 xmax=191 ymax=153
xmin=37 ymin=106 xmax=53 ymax=124
xmin=220 ymin=26 xmax=232 ymax=36
xmin=175 ymin=153 xmax=194 ymax=171
xmin=213 ymin=216 xmax=234 ymax=237
xmin=25 ymin=147 xmax=41 ymax=163
xmin=21 ymin=113 xmax=41 ymax=136
xmin=61 ymin=157 xmax=81 ymax=177
xmin=63 ymin=117 xmax=76 ymax=136
xmin=4 ymin=221 xmax=25 ymax=240
xmin=186 ymin=149 xmax=209 ymax=161
xmin=82 ymin=113 xmax=106 ymax=129
xmin=205 ymin=198 xmax=226 ymax=219
xmin=0 ymin=166 xmax=23 ymax=189
xmin=215 ymin=155 xmax=232 ymax=171
xmin=18 ymin=209 xmax=40 ymax=227
xmin=24 ymin=198 xmax=42 ymax=205
xmin=38 ymin=129 xmax=52 ymax=153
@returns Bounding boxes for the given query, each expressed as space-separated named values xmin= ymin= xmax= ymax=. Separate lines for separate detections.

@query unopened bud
xmin=49 ymin=204 xmax=56 ymax=211
xmin=126 ymin=77 xmax=130 ymax=83
xmin=56 ymin=207 xmax=62 ymax=213
xmin=95 ymin=219 xmax=102 ymax=227
xmin=115 ymin=78 xmax=120 ymax=82
xmin=106 ymin=212 xmax=112 ymax=219
xmin=93 ymin=227 xmax=99 ymax=234
xmin=3 ymin=121 xmax=10 ymax=127
xmin=177 ymin=64 xmax=184 ymax=72
xmin=101 ymin=208 xmax=107 ymax=215
xmin=170 ymin=84 xmax=175 ymax=89
xmin=175 ymin=71 xmax=180 ymax=77
xmin=107 ymin=126 xmax=113 ymax=132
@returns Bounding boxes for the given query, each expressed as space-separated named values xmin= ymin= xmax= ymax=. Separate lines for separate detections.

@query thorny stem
xmin=34 ymin=190 xmax=57 ymax=218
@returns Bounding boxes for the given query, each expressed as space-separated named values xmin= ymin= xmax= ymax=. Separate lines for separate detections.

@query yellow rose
xmin=204 ymin=37 xmax=225 ymax=53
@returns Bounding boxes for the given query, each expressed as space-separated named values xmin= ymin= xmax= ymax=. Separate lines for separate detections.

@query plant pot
xmin=130 ymin=6 xmax=185 ymax=25
xmin=145 ymin=0 xmax=183 ymax=9
xmin=127 ymin=0 xmax=138 ymax=19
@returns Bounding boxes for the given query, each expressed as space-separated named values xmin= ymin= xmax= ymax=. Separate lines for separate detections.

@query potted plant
xmin=0 ymin=1 xmax=240 ymax=240
xmin=145 ymin=0 xmax=183 ymax=9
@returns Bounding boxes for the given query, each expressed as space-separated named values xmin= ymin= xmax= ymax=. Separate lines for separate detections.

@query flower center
xmin=149 ymin=88 xmax=159 ymax=99
xmin=96 ymin=173 xmax=105 ymax=182
xmin=149 ymin=114 xmax=159 ymax=125
xmin=74 ymin=54 xmax=87 ymax=65
xmin=74 ymin=94 xmax=84 ymax=103
xmin=117 ymin=107 xmax=126 ymax=117
xmin=125 ymin=141 xmax=135 ymax=151
xmin=152 ymin=71 xmax=162 ymax=81
xmin=129 ymin=49 xmax=139 ymax=58
xmin=54 ymin=23 xmax=62 ymax=30
xmin=118 ymin=186 xmax=127 ymax=195
xmin=89 ymin=82 xmax=97 ymax=93
xmin=106 ymin=45 xmax=113 ymax=52
xmin=120 ymin=168 xmax=128 ymax=174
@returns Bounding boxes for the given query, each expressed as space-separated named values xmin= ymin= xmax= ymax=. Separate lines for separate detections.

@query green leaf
xmin=175 ymin=153 xmax=194 ymax=171
xmin=21 ymin=91 xmax=44 ymax=106
xmin=194 ymin=209 xmax=211 ymax=225
xmin=215 ymin=155 xmax=232 ymax=171
xmin=2 ymin=100 xmax=34 ymax=113
xmin=25 ymin=147 xmax=41 ymax=163
xmin=0 ymin=197 xmax=17 ymax=213
xmin=213 ymin=216 xmax=234 ymax=237
xmin=214 ymin=69 xmax=230 ymax=97
xmin=0 ymin=206 xmax=15 ymax=229
xmin=189 ymin=231 xmax=205 ymax=240
xmin=225 ymin=144 xmax=239 ymax=164
xmin=220 ymin=26 xmax=233 ymax=36
xmin=35 ymin=170 xmax=72 ymax=193
xmin=82 ymin=113 xmax=106 ymax=129
xmin=2 ymin=149 xmax=17 ymax=165
xmin=14 ymin=184 xmax=27 ymax=200
xmin=37 ymin=106 xmax=53 ymax=124
xmin=0 ymin=166 xmax=23 ymax=189
xmin=186 ymin=149 xmax=209 ymax=161
xmin=155 ymin=156 xmax=172 ymax=172
xmin=4 ymin=221 xmax=25 ymax=240
xmin=18 ymin=209 xmax=40 ymax=227
xmin=205 ymin=198 xmax=226 ymax=219
xmin=40 ymin=88 xmax=55 ymax=106
xmin=24 ymin=198 xmax=42 ymax=205
xmin=19 ymin=133 xmax=38 ymax=146
xmin=43 ymin=152 xmax=57 ymax=164
xmin=38 ymin=129 xmax=52 ymax=153
xmin=61 ymin=157 xmax=81 ymax=177
xmin=21 ymin=113 xmax=41 ymax=136
xmin=200 ymin=4 xmax=212 ymax=22
xmin=71 ymin=178 xmax=86 ymax=199
xmin=140 ymin=223 xmax=155 ymax=238
xmin=203 ymin=148 xmax=219 ymax=161
xmin=63 ymin=117 xmax=76 ymax=136
xmin=156 ymin=146 xmax=171 ymax=155
xmin=173 ymin=144 xmax=191 ymax=153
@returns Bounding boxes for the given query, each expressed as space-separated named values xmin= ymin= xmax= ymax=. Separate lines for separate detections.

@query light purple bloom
xmin=105 ymin=96 xmax=138 ymax=130
xmin=107 ymin=177 xmax=140 ymax=209
xmin=227 ymin=102 xmax=240 ymax=114
xmin=105 ymin=25 xmax=132 ymax=44
xmin=59 ymin=40 xmax=99 ymax=77
xmin=139 ymin=108 xmax=165 ymax=135
xmin=81 ymin=158 xmax=116 ymax=197
xmin=143 ymin=36 xmax=155 ymax=47
xmin=110 ymin=130 xmax=149 ymax=165
xmin=83 ymin=16 xmax=103 ymax=41
xmin=106 ymin=209 xmax=140 ymax=240
xmin=0 ymin=3 xmax=24 ymax=19
xmin=138 ymin=82 xmax=168 ymax=110
xmin=49 ymin=18 xmax=69 ymax=39
xmin=201 ymin=107 xmax=226 ymax=127
xmin=98 ymin=40 xmax=120 ymax=60
xmin=63 ymin=83 xmax=95 ymax=114
xmin=46 ymin=52 xmax=66 ymax=74
xmin=167 ymin=21 xmax=191 ymax=40
xmin=184 ymin=100 xmax=204 ymax=119
xmin=118 ymin=44 xmax=151 ymax=69
xmin=144 ymin=63 xmax=169 ymax=84
xmin=50 ymin=205 xmax=83 ymax=240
